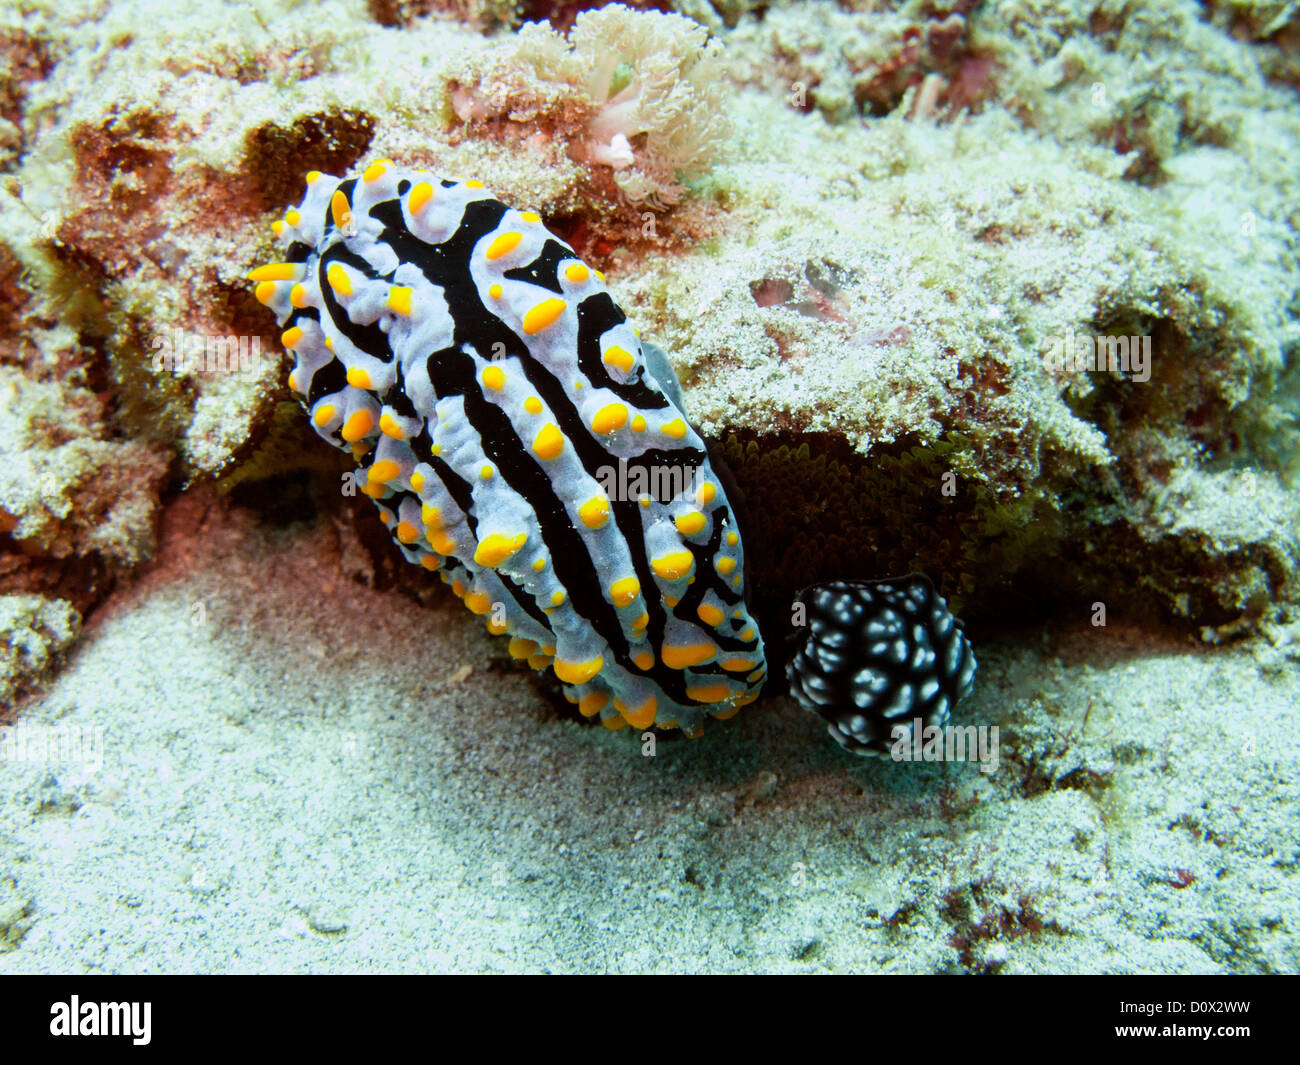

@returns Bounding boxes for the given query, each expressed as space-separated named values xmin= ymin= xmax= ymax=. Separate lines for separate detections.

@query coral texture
xmin=0 ymin=594 xmax=80 ymax=711
xmin=0 ymin=0 xmax=1294 ymax=686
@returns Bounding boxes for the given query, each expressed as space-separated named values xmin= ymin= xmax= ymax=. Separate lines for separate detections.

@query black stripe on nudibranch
xmin=317 ymin=245 xmax=394 ymax=360
xmin=575 ymin=294 xmax=669 ymax=410
xmin=370 ymin=198 xmax=532 ymax=366
xmin=503 ymin=238 xmax=574 ymax=295
xmin=506 ymin=351 xmax=723 ymax=704
xmin=422 ymin=446 xmax=478 ymax=538
xmin=306 ymin=357 xmax=346 ymax=407
xmin=382 ymin=373 xmax=420 ymax=421
xmin=497 ymin=569 xmax=555 ymax=632
xmin=426 ymin=344 xmax=639 ymax=670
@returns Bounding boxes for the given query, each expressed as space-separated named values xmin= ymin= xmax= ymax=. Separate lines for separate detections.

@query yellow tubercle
xmin=409 ymin=182 xmax=434 ymax=215
xmin=603 ymin=345 xmax=634 ymax=373
xmin=661 ymin=643 xmax=716 ymax=670
xmin=578 ymin=691 xmax=609 ymax=718
xmin=651 ymin=551 xmax=694 ymax=580
xmin=388 ymin=287 xmax=413 ymax=315
xmin=340 ymin=410 xmax=375 ymax=442
xmin=465 ymin=591 xmax=493 ymax=615
xmin=609 ymin=577 xmax=640 ymax=607
xmin=330 ymin=189 xmax=352 ymax=230
xmin=686 ymin=683 xmax=731 ymax=704
xmin=522 ymin=298 xmax=566 ymax=335
xmin=590 ymin=403 xmax=628 ymax=434
xmin=696 ymin=603 xmax=725 ymax=627
xmin=248 ymin=262 xmax=302 ymax=282
xmin=428 ymin=529 xmax=458 ymax=555
xmin=474 ymin=533 xmax=527 ymax=568
xmin=485 ymin=232 xmax=522 ymax=260
xmin=532 ymin=423 xmax=564 ymax=460
xmin=326 ymin=263 xmax=352 ymax=296
xmin=554 ymin=655 xmax=604 ymax=685
xmin=675 ymin=511 xmax=707 ymax=536
xmin=508 ymin=638 xmax=537 ymax=660
xmin=616 ymin=695 xmax=657 ymax=730
xmin=578 ymin=495 xmax=610 ymax=529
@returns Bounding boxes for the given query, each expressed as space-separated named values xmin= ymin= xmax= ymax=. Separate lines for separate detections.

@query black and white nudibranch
xmin=250 ymin=162 xmax=765 ymax=736
xmin=786 ymin=575 xmax=977 ymax=756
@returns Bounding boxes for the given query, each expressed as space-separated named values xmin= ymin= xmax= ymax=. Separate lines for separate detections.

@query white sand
xmin=1 ymin=490 xmax=1295 ymax=973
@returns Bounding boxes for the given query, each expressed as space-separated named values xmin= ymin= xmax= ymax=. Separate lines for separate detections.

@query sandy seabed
xmin=1 ymin=490 xmax=1295 ymax=974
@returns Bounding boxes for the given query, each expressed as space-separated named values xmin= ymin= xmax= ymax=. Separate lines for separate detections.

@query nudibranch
xmin=251 ymin=162 xmax=765 ymax=735
xmin=786 ymin=575 xmax=977 ymax=757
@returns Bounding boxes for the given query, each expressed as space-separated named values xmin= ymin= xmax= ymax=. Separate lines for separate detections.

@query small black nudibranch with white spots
xmin=786 ymin=575 xmax=977 ymax=757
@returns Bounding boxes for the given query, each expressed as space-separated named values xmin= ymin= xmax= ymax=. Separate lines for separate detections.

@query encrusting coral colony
xmin=2 ymin=0 xmax=1298 ymax=740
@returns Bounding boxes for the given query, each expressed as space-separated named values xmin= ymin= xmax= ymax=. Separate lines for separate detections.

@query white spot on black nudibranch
xmin=786 ymin=574 xmax=977 ymax=758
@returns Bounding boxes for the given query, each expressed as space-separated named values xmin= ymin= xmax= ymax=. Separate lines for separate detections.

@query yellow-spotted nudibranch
xmin=252 ymin=163 xmax=766 ymax=736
